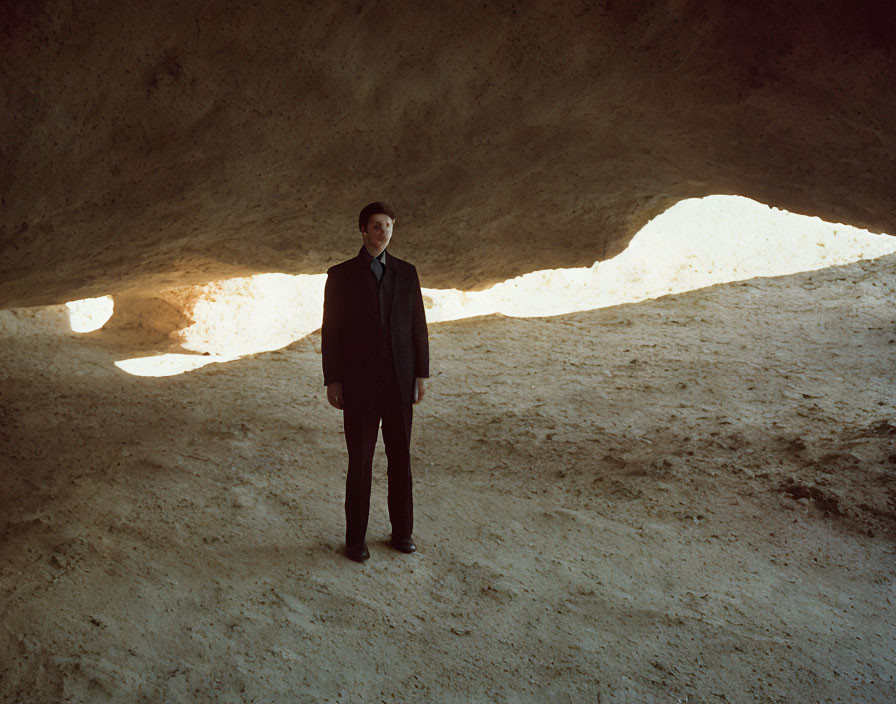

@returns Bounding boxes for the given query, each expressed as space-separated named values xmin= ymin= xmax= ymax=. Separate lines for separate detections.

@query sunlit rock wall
xmin=2 ymin=1 xmax=894 ymax=307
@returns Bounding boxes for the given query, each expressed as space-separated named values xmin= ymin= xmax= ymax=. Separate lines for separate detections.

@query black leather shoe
xmin=346 ymin=542 xmax=370 ymax=562
xmin=390 ymin=536 xmax=416 ymax=554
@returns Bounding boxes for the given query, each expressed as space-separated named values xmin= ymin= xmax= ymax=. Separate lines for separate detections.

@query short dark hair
xmin=358 ymin=202 xmax=396 ymax=232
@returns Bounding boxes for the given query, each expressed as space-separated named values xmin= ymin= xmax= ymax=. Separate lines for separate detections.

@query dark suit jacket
xmin=322 ymin=247 xmax=429 ymax=409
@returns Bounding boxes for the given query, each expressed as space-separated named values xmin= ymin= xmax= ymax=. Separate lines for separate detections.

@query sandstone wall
xmin=2 ymin=0 xmax=894 ymax=306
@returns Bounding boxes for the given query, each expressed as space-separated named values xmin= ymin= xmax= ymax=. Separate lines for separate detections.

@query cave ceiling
xmin=1 ymin=1 xmax=894 ymax=308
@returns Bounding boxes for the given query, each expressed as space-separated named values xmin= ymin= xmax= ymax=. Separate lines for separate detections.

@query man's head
xmin=359 ymin=201 xmax=395 ymax=256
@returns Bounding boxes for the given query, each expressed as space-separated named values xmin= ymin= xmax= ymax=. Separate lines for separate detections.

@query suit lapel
xmin=383 ymin=254 xmax=396 ymax=318
xmin=354 ymin=253 xmax=379 ymax=319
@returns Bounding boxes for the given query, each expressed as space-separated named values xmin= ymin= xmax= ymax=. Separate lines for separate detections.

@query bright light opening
xmin=109 ymin=195 xmax=894 ymax=376
xmin=112 ymin=273 xmax=326 ymax=377
xmin=65 ymin=295 xmax=114 ymax=332
xmin=114 ymin=353 xmax=239 ymax=377
xmin=178 ymin=273 xmax=327 ymax=357
xmin=423 ymin=195 xmax=896 ymax=320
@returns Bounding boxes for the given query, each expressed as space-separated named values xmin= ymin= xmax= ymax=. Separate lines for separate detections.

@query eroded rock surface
xmin=2 ymin=1 xmax=895 ymax=305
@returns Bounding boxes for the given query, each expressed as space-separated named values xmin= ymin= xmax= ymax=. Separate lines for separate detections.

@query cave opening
xmin=64 ymin=195 xmax=895 ymax=377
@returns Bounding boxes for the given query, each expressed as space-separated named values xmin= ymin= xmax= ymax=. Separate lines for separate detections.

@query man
xmin=321 ymin=202 xmax=429 ymax=563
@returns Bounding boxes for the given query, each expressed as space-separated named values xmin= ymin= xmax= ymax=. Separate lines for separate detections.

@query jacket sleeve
xmin=321 ymin=269 xmax=341 ymax=386
xmin=411 ymin=266 xmax=430 ymax=378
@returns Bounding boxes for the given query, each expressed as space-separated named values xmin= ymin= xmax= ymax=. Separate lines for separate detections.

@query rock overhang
xmin=1 ymin=1 xmax=895 ymax=308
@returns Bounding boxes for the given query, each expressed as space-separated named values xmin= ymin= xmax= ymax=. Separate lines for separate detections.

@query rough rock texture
xmin=1 ymin=254 xmax=894 ymax=702
xmin=3 ymin=3 xmax=896 ymax=701
xmin=2 ymin=1 xmax=896 ymax=306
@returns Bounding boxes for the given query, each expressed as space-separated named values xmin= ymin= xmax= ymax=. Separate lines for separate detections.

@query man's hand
xmin=327 ymin=382 xmax=344 ymax=410
xmin=414 ymin=377 xmax=426 ymax=405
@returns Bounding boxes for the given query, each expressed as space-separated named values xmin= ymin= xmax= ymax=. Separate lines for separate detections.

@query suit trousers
xmin=342 ymin=365 xmax=414 ymax=547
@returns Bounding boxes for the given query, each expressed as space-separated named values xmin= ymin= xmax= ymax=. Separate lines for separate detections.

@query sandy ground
xmin=1 ymin=254 xmax=895 ymax=702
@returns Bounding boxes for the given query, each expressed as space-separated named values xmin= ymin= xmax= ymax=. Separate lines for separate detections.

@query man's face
xmin=361 ymin=213 xmax=394 ymax=256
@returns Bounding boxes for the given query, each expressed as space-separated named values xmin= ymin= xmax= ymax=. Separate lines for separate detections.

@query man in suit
xmin=321 ymin=202 xmax=429 ymax=563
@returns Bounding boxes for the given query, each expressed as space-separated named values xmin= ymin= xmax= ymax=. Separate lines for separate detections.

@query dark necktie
xmin=371 ymin=255 xmax=384 ymax=283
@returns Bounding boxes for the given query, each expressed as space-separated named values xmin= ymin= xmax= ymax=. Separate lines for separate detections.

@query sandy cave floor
xmin=1 ymin=255 xmax=895 ymax=703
